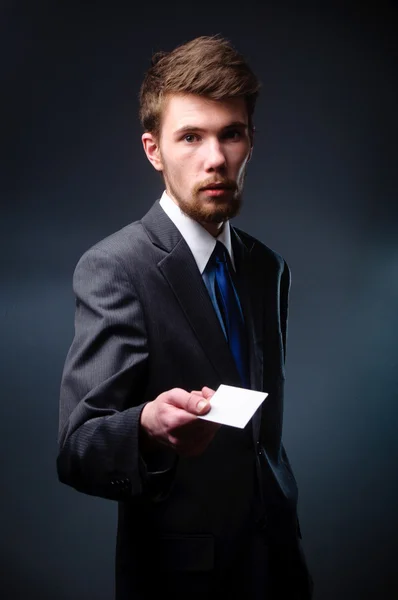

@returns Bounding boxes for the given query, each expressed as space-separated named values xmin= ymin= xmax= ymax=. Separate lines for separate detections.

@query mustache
xmin=193 ymin=178 xmax=237 ymax=194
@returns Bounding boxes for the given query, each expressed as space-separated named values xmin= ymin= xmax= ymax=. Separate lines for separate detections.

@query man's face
xmin=142 ymin=93 xmax=253 ymax=231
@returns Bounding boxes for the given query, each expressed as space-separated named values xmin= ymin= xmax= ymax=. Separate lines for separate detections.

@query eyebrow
xmin=174 ymin=121 xmax=248 ymax=137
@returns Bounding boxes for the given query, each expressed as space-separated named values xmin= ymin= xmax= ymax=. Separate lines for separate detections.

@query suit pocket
xmin=156 ymin=534 xmax=215 ymax=572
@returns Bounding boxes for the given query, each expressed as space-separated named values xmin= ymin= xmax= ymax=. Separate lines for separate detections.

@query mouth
xmin=200 ymin=187 xmax=233 ymax=198
xmin=200 ymin=183 xmax=235 ymax=192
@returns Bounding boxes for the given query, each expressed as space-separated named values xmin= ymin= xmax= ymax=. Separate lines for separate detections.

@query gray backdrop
xmin=1 ymin=1 xmax=397 ymax=599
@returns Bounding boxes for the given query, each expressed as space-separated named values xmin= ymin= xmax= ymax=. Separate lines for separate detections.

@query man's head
xmin=140 ymin=36 xmax=260 ymax=234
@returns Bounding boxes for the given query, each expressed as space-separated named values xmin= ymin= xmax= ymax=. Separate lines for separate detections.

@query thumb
xmin=189 ymin=390 xmax=211 ymax=415
xmin=188 ymin=391 xmax=210 ymax=413
xmin=194 ymin=394 xmax=211 ymax=415
xmin=166 ymin=388 xmax=211 ymax=416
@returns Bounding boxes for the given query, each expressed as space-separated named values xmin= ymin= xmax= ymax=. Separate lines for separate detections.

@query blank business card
xmin=198 ymin=384 xmax=268 ymax=428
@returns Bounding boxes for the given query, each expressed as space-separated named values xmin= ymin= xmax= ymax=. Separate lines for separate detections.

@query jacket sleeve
xmin=279 ymin=260 xmax=303 ymax=535
xmin=57 ymin=246 xmax=176 ymax=501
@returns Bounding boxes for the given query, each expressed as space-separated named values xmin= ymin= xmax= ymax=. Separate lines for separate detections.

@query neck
xmin=200 ymin=221 xmax=225 ymax=237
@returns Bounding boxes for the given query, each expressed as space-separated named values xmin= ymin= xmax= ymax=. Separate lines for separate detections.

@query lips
xmin=201 ymin=184 xmax=234 ymax=191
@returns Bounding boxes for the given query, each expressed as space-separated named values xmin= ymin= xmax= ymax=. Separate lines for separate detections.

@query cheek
xmin=228 ymin=144 xmax=250 ymax=168
xmin=233 ymin=153 xmax=249 ymax=176
xmin=166 ymin=158 xmax=192 ymax=186
xmin=172 ymin=148 xmax=195 ymax=168
xmin=178 ymin=153 xmax=198 ymax=178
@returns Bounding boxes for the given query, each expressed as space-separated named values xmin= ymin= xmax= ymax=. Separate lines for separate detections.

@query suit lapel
xmin=231 ymin=227 xmax=265 ymax=442
xmin=142 ymin=201 xmax=241 ymax=385
xmin=231 ymin=227 xmax=264 ymax=392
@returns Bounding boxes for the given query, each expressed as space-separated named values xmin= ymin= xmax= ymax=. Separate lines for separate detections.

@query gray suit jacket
xmin=57 ymin=200 xmax=312 ymax=599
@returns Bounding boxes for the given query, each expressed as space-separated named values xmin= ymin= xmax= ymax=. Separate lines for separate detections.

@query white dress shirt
xmin=159 ymin=190 xmax=235 ymax=272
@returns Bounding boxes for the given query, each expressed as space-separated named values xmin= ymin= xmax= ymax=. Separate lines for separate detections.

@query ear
xmin=142 ymin=132 xmax=163 ymax=171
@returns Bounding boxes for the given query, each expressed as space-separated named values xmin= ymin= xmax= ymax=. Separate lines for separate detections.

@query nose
xmin=203 ymin=139 xmax=226 ymax=172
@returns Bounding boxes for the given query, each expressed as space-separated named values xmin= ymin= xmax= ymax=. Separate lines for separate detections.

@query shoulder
xmin=77 ymin=218 xmax=152 ymax=265
xmin=81 ymin=220 xmax=147 ymax=261
xmin=73 ymin=220 xmax=152 ymax=286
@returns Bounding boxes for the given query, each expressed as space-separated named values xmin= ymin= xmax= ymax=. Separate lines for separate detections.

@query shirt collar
xmin=159 ymin=190 xmax=235 ymax=273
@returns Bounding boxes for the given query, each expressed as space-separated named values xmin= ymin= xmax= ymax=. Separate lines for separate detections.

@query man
xmin=57 ymin=35 xmax=313 ymax=599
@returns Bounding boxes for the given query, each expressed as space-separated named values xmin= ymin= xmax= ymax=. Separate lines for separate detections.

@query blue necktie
xmin=208 ymin=241 xmax=250 ymax=388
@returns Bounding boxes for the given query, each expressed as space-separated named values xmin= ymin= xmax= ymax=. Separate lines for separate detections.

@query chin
xmin=201 ymin=208 xmax=239 ymax=223
xmin=212 ymin=201 xmax=241 ymax=220
xmin=176 ymin=192 xmax=242 ymax=224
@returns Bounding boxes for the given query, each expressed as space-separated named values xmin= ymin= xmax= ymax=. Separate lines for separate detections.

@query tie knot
xmin=213 ymin=241 xmax=228 ymax=264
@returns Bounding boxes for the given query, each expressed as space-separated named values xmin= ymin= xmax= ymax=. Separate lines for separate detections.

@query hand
xmin=140 ymin=386 xmax=218 ymax=457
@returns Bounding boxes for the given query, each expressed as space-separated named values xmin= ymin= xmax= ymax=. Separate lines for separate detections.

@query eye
xmin=183 ymin=133 xmax=200 ymax=143
xmin=223 ymin=129 xmax=242 ymax=141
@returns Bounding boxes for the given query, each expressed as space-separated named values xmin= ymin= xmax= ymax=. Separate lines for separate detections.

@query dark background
xmin=1 ymin=1 xmax=397 ymax=598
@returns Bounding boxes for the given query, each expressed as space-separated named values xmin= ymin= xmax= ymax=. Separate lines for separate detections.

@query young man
xmin=57 ymin=36 xmax=313 ymax=599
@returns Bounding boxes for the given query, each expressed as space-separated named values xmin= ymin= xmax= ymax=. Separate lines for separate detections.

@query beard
xmin=163 ymin=167 xmax=245 ymax=224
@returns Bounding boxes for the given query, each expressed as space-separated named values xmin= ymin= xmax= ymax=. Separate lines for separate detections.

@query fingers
xmin=186 ymin=387 xmax=216 ymax=415
xmin=141 ymin=387 xmax=220 ymax=457
xmin=190 ymin=390 xmax=211 ymax=413
xmin=201 ymin=386 xmax=216 ymax=400
xmin=166 ymin=388 xmax=211 ymax=416
xmin=143 ymin=387 xmax=220 ymax=457
xmin=190 ymin=387 xmax=216 ymax=401
xmin=194 ymin=396 xmax=211 ymax=415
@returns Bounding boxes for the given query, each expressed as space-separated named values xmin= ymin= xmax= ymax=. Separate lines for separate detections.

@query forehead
xmin=161 ymin=93 xmax=248 ymax=131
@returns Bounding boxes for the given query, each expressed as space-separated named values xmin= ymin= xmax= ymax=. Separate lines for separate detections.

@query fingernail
xmin=197 ymin=400 xmax=207 ymax=412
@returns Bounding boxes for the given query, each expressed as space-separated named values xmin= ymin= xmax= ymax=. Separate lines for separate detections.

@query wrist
xmin=139 ymin=403 xmax=159 ymax=453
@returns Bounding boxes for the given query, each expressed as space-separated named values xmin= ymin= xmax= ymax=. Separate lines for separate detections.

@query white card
xmin=198 ymin=384 xmax=268 ymax=428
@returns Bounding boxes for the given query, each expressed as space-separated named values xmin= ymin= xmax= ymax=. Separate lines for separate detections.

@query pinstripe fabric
xmin=57 ymin=200 xmax=313 ymax=600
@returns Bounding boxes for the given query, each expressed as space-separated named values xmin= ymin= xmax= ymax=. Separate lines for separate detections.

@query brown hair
xmin=139 ymin=35 xmax=260 ymax=138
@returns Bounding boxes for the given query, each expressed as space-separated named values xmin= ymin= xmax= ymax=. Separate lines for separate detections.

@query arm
xmin=57 ymin=247 xmax=218 ymax=502
xmin=57 ymin=247 xmax=160 ymax=501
